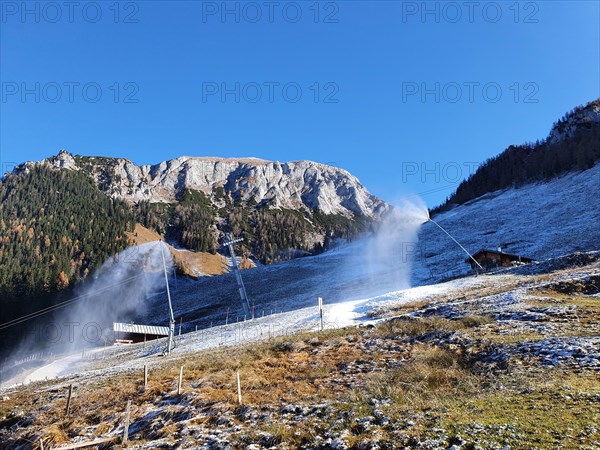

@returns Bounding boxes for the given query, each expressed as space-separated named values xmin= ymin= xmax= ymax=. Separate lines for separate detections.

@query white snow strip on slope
xmin=1 ymin=278 xmax=457 ymax=388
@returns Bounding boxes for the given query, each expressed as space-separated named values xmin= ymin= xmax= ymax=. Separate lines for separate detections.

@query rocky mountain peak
xmin=547 ymin=98 xmax=600 ymax=144
xmin=33 ymin=153 xmax=389 ymax=219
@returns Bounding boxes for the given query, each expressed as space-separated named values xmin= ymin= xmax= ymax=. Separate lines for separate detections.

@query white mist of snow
xmin=7 ymin=241 xmax=174 ymax=364
xmin=65 ymin=241 xmax=173 ymax=349
xmin=344 ymin=197 xmax=429 ymax=299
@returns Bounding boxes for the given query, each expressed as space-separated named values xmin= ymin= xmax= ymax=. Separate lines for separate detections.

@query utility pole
xmin=160 ymin=240 xmax=175 ymax=355
xmin=222 ymin=233 xmax=252 ymax=319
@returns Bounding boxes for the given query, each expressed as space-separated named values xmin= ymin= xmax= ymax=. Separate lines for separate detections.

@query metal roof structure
xmin=113 ymin=322 xmax=169 ymax=336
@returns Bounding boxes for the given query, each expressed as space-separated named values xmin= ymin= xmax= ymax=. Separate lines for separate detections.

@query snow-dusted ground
xmin=2 ymin=164 xmax=599 ymax=388
xmin=145 ymin=163 xmax=600 ymax=333
xmin=0 ymin=271 xmax=514 ymax=388
xmin=414 ymin=163 xmax=600 ymax=282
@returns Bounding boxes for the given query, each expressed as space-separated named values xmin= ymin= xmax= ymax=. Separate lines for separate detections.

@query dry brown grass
xmin=125 ymin=223 xmax=162 ymax=245
xmin=472 ymin=330 xmax=546 ymax=345
xmin=378 ymin=316 xmax=460 ymax=338
xmin=3 ymin=300 xmax=599 ymax=449
xmin=238 ymin=256 xmax=255 ymax=270
xmin=533 ymin=289 xmax=600 ymax=309
xmin=43 ymin=423 xmax=69 ymax=446
xmin=364 ymin=344 xmax=476 ymax=403
xmin=376 ymin=299 xmax=431 ymax=317
xmin=457 ymin=314 xmax=494 ymax=328
xmin=94 ymin=421 xmax=110 ymax=436
xmin=126 ymin=223 xmax=229 ymax=276
xmin=171 ymin=249 xmax=228 ymax=277
xmin=154 ymin=420 xmax=179 ymax=440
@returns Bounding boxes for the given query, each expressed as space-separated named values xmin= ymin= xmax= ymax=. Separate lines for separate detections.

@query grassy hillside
xmin=1 ymin=257 xmax=599 ymax=449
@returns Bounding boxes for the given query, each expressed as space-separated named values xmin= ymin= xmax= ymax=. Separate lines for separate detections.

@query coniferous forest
xmin=431 ymin=117 xmax=600 ymax=215
xmin=134 ymin=188 xmax=369 ymax=264
xmin=0 ymin=166 xmax=135 ymax=310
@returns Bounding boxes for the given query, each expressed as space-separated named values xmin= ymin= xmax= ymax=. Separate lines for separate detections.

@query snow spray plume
xmin=5 ymin=241 xmax=174 ymax=364
xmin=364 ymin=198 xmax=429 ymax=292
xmin=337 ymin=197 xmax=429 ymax=301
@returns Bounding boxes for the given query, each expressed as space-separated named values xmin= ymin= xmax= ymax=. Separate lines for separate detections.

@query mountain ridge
xmin=432 ymin=98 xmax=600 ymax=214
xmin=548 ymin=98 xmax=600 ymax=144
xmin=18 ymin=151 xmax=388 ymax=221
xmin=0 ymin=154 xmax=387 ymax=315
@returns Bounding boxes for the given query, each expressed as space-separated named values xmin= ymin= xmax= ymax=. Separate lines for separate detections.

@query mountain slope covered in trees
xmin=12 ymin=153 xmax=383 ymax=266
xmin=0 ymin=166 xmax=135 ymax=309
xmin=133 ymin=187 xmax=371 ymax=264
xmin=0 ymin=157 xmax=381 ymax=314
xmin=432 ymin=99 xmax=600 ymax=214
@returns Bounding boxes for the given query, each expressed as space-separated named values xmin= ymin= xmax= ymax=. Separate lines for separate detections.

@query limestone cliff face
xmin=37 ymin=152 xmax=388 ymax=218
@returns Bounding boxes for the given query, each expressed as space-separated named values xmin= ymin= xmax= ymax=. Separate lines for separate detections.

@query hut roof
xmin=113 ymin=322 xmax=169 ymax=336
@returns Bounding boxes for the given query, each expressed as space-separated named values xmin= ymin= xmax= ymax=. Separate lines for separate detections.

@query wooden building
xmin=467 ymin=249 xmax=533 ymax=271
xmin=113 ymin=322 xmax=169 ymax=344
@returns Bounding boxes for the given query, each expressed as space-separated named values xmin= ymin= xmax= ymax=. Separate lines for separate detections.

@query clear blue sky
xmin=1 ymin=1 xmax=598 ymax=206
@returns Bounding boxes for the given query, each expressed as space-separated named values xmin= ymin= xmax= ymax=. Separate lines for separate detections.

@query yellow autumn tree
xmin=57 ymin=271 xmax=69 ymax=290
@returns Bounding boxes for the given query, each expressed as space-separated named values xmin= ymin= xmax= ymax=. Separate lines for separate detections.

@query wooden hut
xmin=468 ymin=249 xmax=533 ymax=271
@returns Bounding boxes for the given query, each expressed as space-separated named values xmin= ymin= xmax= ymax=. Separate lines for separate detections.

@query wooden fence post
xmin=65 ymin=384 xmax=73 ymax=417
xmin=123 ymin=400 xmax=131 ymax=445
xmin=143 ymin=365 xmax=148 ymax=391
xmin=177 ymin=366 xmax=183 ymax=395
xmin=236 ymin=371 xmax=242 ymax=405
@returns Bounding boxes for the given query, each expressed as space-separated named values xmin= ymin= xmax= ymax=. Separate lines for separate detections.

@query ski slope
xmin=2 ymin=164 xmax=598 ymax=387
xmin=414 ymin=162 xmax=600 ymax=282
xmin=143 ymin=163 xmax=600 ymax=334
xmin=2 ymin=275 xmax=476 ymax=387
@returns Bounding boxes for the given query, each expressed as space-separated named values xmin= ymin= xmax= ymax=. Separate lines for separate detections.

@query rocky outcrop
xmin=547 ymin=98 xmax=600 ymax=144
xmin=28 ymin=151 xmax=388 ymax=219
